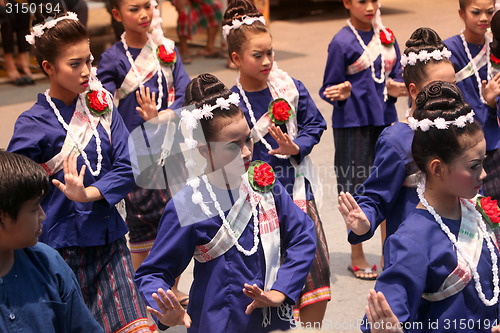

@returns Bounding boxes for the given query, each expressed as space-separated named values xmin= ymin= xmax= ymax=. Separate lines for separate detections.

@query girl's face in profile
xmin=440 ymin=132 xmax=487 ymax=200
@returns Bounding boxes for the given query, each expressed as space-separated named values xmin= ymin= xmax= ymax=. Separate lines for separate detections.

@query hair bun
xmin=223 ymin=0 xmax=261 ymax=25
xmin=404 ymin=27 xmax=445 ymax=54
xmin=184 ymin=73 xmax=231 ymax=107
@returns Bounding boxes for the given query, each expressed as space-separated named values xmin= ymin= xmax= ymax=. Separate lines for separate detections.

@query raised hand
xmin=338 ymin=191 xmax=371 ymax=235
xmin=366 ymin=289 xmax=402 ymax=333
xmin=481 ymin=72 xmax=500 ymax=108
xmin=136 ymin=85 xmax=158 ymax=121
xmin=242 ymin=283 xmax=286 ymax=315
xmin=267 ymin=124 xmax=300 ymax=156
xmin=147 ymin=288 xmax=192 ymax=329
xmin=52 ymin=152 xmax=88 ymax=202
xmin=386 ymin=79 xmax=408 ymax=98
xmin=323 ymin=81 xmax=352 ymax=101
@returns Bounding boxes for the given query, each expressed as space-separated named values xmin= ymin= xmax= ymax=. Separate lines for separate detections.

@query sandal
xmin=348 ymin=265 xmax=378 ymax=280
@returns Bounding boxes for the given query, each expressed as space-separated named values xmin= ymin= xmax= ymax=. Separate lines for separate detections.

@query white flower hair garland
xmin=222 ymin=15 xmax=266 ymax=40
xmin=408 ymin=110 xmax=475 ymax=131
xmin=180 ymin=92 xmax=241 ymax=216
xmin=26 ymin=12 xmax=79 ymax=45
xmin=401 ymin=48 xmax=452 ymax=67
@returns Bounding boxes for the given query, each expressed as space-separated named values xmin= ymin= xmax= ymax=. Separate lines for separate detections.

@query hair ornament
xmin=401 ymin=48 xmax=452 ymax=67
xmin=408 ymin=110 xmax=475 ymax=131
xmin=222 ymin=15 xmax=266 ymax=40
xmin=25 ymin=12 xmax=79 ymax=45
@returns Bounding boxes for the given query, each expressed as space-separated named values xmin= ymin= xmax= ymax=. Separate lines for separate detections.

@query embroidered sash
xmin=40 ymin=94 xmax=112 ymax=176
xmin=455 ymin=39 xmax=490 ymax=83
xmin=422 ymin=199 xmax=497 ymax=302
xmin=115 ymin=38 xmax=175 ymax=108
xmin=346 ymin=33 xmax=397 ymax=77
xmin=250 ymin=64 xmax=322 ymax=211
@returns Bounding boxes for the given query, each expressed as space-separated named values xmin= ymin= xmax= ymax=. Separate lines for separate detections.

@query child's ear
xmin=231 ymin=52 xmax=241 ymax=67
xmin=42 ymin=60 xmax=54 ymax=76
xmin=458 ymin=8 xmax=465 ymax=21
xmin=198 ymin=143 xmax=210 ymax=159
xmin=111 ymin=8 xmax=122 ymax=22
xmin=343 ymin=0 xmax=351 ymax=10
xmin=409 ymin=83 xmax=419 ymax=101
xmin=429 ymin=158 xmax=444 ymax=178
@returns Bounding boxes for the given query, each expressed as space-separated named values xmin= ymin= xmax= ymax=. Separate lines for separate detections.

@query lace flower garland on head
xmin=222 ymin=15 xmax=266 ymax=40
xmin=26 ymin=12 xmax=79 ymax=45
xmin=180 ymin=92 xmax=241 ymax=215
xmin=401 ymin=48 xmax=452 ymax=67
xmin=408 ymin=110 xmax=475 ymax=131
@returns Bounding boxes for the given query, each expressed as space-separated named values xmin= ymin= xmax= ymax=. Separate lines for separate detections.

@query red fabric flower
xmin=157 ymin=45 xmax=176 ymax=65
xmin=88 ymin=90 xmax=108 ymax=113
xmin=491 ymin=53 xmax=500 ymax=66
xmin=253 ymin=163 xmax=275 ymax=187
xmin=481 ymin=196 xmax=500 ymax=224
xmin=272 ymin=100 xmax=291 ymax=122
xmin=380 ymin=28 xmax=395 ymax=46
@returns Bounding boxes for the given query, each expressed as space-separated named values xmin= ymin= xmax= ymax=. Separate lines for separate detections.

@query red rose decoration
xmin=380 ymin=28 xmax=395 ymax=47
xmin=491 ymin=53 xmax=500 ymax=67
xmin=481 ymin=196 xmax=500 ymax=223
xmin=157 ymin=45 xmax=176 ymax=66
xmin=268 ymin=98 xmax=292 ymax=125
xmin=86 ymin=90 xmax=110 ymax=116
xmin=248 ymin=161 xmax=275 ymax=192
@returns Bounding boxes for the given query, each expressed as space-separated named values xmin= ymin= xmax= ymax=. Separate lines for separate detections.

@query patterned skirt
xmin=176 ymin=0 xmax=223 ymax=39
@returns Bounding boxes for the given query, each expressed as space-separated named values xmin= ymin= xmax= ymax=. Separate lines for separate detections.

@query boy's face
xmin=344 ymin=0 xmax=379 ymax=31
xmin=0 ymin=197 xmax=45 ymax=250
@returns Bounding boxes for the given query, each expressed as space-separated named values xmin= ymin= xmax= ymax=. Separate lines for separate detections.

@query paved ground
xmin=0 ymin=0 xmax=463 ymax=331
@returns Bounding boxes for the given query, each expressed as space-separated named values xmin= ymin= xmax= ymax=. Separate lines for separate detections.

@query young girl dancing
xmin=223 ymin=0 xmax=330 ymax=325
xmin=97 ymin=0 xmax=190 ymax=288
xmin=320 ymin=0 xmax=407 ymax=280
xmin=134 ymin=73 xmax=317 ymax=332
xmin=339 ymin=28 xmax=456 ymax=255
xmin=362 ymin=81 xmax=500 ymax=333
xmin=444 ymin=0 xmax=500 ymax=201
xmin=8 ymin=13 xmax=150 ymax=333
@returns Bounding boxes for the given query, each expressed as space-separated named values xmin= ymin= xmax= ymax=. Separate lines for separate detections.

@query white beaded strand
xmin=121 ymin=32 xmax=164 ymax=111
xmin=417 ymin=179 xmax=499 ymax=306
xmin=202 ymin=175 xmax=260 ymax=256
xmin=460 ymin=30 xmax=489 ymax=104
xmin=45 ymin=90 xmax=103 ymax=177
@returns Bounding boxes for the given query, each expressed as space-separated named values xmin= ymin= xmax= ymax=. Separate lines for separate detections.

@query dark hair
xmin=0 ymin=150 xmax=48 ymax=221
xmin=403 ymin=27 xmax=452 ymax=90
xmin=223 ymin=0 xmax=269 ymax=62
xmin=459 ymin=0 xmax=494 ymax=11
xmin=183 ymin=73 xmax=244 ymax=142
xmin=411 ymin=81 xmax=483 ymax=175
xmin=32 ymin=13 xmax=88 ymax=75
xmin=108 ymin=0 xmax=122 ymax=10
xmin=491 ymin=11 xmax=500 ymax=58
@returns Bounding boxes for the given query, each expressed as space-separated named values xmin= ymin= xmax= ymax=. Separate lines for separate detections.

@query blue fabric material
xmin=361 ymin=209 xmax=500 ymax=332
xmin=8 ymin=94 xmax=134 ymax=248
xmin=444 ymin=35 xmax=500 ymax=151
xmin=134 ymin=180 xmax=317 ymax=333
xmin=0 ymin=243 xmax=103 ymax=332
xmin=231 ymin=78 xmax=327 ymax=200
xmin=319 ymin=26 xmax=402 ymax=128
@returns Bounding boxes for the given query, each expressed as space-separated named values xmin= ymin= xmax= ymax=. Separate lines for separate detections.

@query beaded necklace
xmin=121 ymin=32 xmax=164 ymax=111
xmin=417 ymin=180 xmax=499 ymax=306
xmin=45 ymin=90 xmax=103 ymax=177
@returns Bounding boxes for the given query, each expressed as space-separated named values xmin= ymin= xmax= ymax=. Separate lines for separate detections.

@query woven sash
xmin=40 ymin=94 xmax=112 ymax=176
xmin=422 ymin=199 xmax=495 ymax=302
xmin=346 ymin=33 xmax=397 ymax=77
xmin=115 ymin=38 xmax=175 ymax=108
xmin=455 ymin=41 xmax=489 ymax=83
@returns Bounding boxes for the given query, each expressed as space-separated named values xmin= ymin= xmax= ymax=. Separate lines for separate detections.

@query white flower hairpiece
xmin=408 ymin=110 xmax=475 ymax=131
xmin=25 ymin=12 xmax=79 ymax=45
xmin=401 ymin=48 xmax=452 ymax=67
xmin=222 ymin=15 xmax=266 ymax=40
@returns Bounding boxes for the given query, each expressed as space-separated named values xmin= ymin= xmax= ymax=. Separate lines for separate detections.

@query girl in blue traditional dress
xmin=222 ymin=0 xmax=330 ymax=325
xmin=444 ymin=0 xmax=500 ymax=201
xmin=362 ymin=81 xmax=500 ymax=333
xmin=134 ymin=73 xmax=317 ymax=332
xmin=8 ymin=13 xmax=150 ymax=333
xmin=339 ymin=29 xmax=456 ymax=255
xmin=320 ymin=0 xmax=407 ymax=281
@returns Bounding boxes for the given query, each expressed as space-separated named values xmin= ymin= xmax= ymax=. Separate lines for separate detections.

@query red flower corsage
xmin=268 ymin=98 xmax=292 ymax=125
xmin=491 ymin=53 xmax=500 ymax=68
xmin=248 ymin=161 xmax=275 ymax=193
xmin=380 ymin=28 xmax=395 ymax=47
xmin=157 ymin=45 xmax=176 ymax=66
xmin=85 ymin=90 xmax=111 ymax=116
xmin=476 ymin=196 xmax=500 ymax=230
